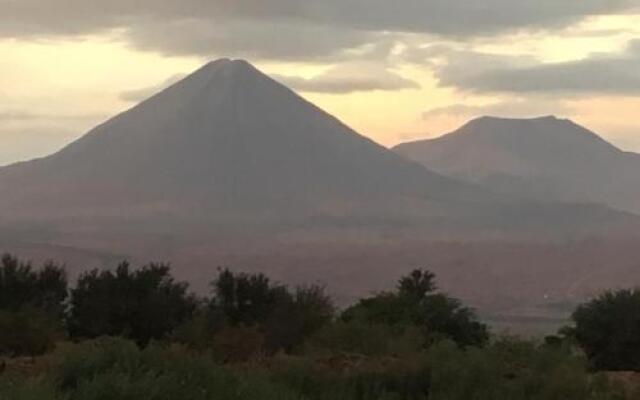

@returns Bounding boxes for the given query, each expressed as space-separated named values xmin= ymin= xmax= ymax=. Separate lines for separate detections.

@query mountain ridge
xmin=394 ymin=116 xmax=640 ymax=214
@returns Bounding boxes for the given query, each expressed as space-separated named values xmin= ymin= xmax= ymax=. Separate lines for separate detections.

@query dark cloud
xmin=125 ymin=18 xmax=373 ymax=61
xmin=308 ymin=1 xmax=639 ymax=36
xmin=3 ymin=1 xmax=637 ymax=36
xmin=431 ymin=39 xmax=640 ymax=95
xmin=0 ymin=1 xmax=637 ymax=60
xmin=272 ymin=64 xmax=420 ymax=93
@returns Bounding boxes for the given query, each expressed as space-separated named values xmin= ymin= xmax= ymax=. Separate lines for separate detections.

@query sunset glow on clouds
xmin=1 ymin=1 xmax=639 ymax=165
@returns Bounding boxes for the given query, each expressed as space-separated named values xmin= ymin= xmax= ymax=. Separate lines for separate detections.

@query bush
xmin=171 ymin=311 xmax=218 ymax=351
xmin=67 ymin=262 xmax=197 ymax=345
xmin=270 ymin=352 xmax=432 ymax=400
xmin=306 ymin=321 xmax=424 ymax=357
xmin=49 ymin=337 xmax=300 ymax=400
xmin=423 ymin=338 xmax=625 ymax=400
xmin=0 ymin=375 xmax=58 ymax=400
xmin=211 ymin=325 xmax=266 ymax=363
xmin=0 ymin=307 xmax=63 ymax=357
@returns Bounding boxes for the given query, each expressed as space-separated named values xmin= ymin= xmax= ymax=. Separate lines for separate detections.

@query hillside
xmin=394 ymin=116 xmax=640 ymax=214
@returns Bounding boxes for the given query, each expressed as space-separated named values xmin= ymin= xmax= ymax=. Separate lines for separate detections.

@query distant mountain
xmin=394 ymin=116 xmax=640 ymax=215
xmin=0 ymin=59 xmax=492 ymax=227
xmin=0 ymin=63 xmax=633 ymax=238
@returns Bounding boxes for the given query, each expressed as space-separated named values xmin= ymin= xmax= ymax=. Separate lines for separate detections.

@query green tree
xmin=67 ymin=262 xmax=196 ymax=345
xmin=399 ymin=269 xmax=436 ymax=300
xmin=571 ymin=289 xmax=640 ymax=371
xmin=209 ymin=269 xmax=334 ymax=353
xmin=0 ymin=254 xmax=68 ymax=356
xmin=0 ymin=254 xmax=68 ymax=316
xmin=263 ymin=285 xmax=334 ymax=352
xmin=212 ymin=269 xmax=290 ymax=326
xmin=342 ymin=269 xmax=488 ymax=347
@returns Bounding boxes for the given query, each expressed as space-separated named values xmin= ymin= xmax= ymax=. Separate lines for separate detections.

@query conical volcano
xmin=0 ymin=59 xmax=483 ymax=224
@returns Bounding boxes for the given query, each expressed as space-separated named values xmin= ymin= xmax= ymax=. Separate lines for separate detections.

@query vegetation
xmin=0 ymin=254 xmax=636 ymax=399
xmin=67 ymin=262 xmax=197 ymax=345
xmin=342 ymin=269 xmax=488 ymax=347
xmin=0 ymin=254 xmax=67 ymax=316
xmin=568 ymin=289 xmax=640 ymax=371
xmin=209 ymin=269 xmax=334 ymax=353
xmin=0 ymin=255 xmax=67 ymax=356
xmin=0 ymin=306 xmax=63 ymax=356
xmin=0 ymin=336 xmax=626 ymax=400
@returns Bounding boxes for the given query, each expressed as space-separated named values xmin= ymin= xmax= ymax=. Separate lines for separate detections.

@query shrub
xmin=305 ymin=321 xmax=424 ymax=357
xmin=211 ymin=325 xmax=266 ymax=363
xmin=0 ymin=307 xmax=63 ymax=357
xmin=423 ymin=338 xmax=625 ymax=400
xmin=270 ymin=353 xmax=431 ymax=400
xmin=0 ymin=375 xmax=58 ymax=400
xmin=171 ymin=311 xmax=218 ymax=351
xmin=48 ymin=337 xmax=300 ymax=400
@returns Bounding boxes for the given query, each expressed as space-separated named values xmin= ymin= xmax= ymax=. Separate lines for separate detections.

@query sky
xmin=1 ymin=1 xmax=640 ymax=166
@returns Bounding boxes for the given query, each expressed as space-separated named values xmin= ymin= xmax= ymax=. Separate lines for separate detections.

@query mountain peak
xmin=443 ymin=115 xmax=623 ymax=155
xmin=179 ymin=58 xmax=263 ymax=92
xmin=202 ymin=58 xmax=253 ymax=69
xmin=198 ymin=58 xmax=257 ymax=77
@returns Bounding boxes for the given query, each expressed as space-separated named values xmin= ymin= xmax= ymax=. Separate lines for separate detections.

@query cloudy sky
xmin=2 ymin=0 xmax=640 ymax=165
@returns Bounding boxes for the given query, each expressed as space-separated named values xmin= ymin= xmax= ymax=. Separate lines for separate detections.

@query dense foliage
xmin=570 ymin=289 xmax=640 ymax=371
xmin=342 ymin=269 xmax=488 ymax=347
xmin=209 ymin=269 xmax=334 ymax=353
xmin=0 ymin=307 xmax=63 ymax=357
xmin=67 ymin=262 xmax=197 ymax=345
xmin=0 ymin=336 xmax=627 ymax=400
xmin=0 ymin=255 xmax=67 ymax=356
xmin=0 ymin=254 xmax=67 ymax=316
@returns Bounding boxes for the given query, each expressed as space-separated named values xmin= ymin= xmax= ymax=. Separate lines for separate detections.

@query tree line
xmin=0 ymin=254 xmax=486 ymax=358
xmin=1 ymin=253 xmax=640 ymax=373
